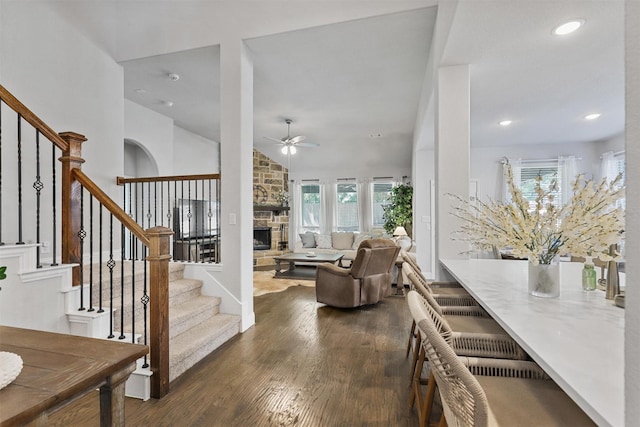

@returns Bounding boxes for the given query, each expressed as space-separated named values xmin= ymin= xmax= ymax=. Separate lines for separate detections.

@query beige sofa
xmin=294 ymin=231 xmax=415 ymax=276
xmin=294 ymin=231 xmax=389 ymax=263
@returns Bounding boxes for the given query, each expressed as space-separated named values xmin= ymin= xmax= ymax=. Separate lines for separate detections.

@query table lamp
xmin=393 ymin=226 xmax=412 ymax=252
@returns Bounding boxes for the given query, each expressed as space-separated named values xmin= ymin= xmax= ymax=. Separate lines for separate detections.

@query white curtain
xmin=502 ymin=157 xmax=521 ymax=203
xmin=290 ymin=180 xmax=302 ymax=244
xmin=601 ymin=151 xmax=617 ymax=182
xmin=321 ymin=181 xmax=334 ymax=234
xmin=558 ymin=155 xmax=577 ymax=206
xmin=356 ymin=179 xmax=370 ymax=232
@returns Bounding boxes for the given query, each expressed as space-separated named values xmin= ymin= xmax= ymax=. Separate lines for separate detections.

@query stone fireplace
xmin=253 ymin=149 xmax=290 ymax=268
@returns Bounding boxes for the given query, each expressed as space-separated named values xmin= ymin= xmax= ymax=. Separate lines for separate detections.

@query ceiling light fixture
xmin=553 ymin=20 xmax=584 ymax=36
xmin=168 ymin=73 xmax=180 ymax=81
xmin=584 ymin=113 xmax=601 ymax=120
xmin=162 ymin=100 xmax=174 ymax=107
xmin=134 ymin=88 xmax=146 ymax=94
xmin=498 ymin=120 xmax=512 ymax=126
xmin=281 ymin=145 xmax=297 ymax=155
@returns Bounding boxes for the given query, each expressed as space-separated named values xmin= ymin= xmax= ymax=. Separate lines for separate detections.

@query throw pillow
xmin=299 ymin=232 xmax=317 ymax=248
xmin=315 ymin=234 xmax=332 ymax=249
xmin=331 ymin=232 xmax=354 ymax=250
xmin=352 ymin=233 xmax=371 ymax=249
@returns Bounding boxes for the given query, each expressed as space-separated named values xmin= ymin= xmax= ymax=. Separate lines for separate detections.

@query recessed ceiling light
xmin=168 ymin=73 xmax=180 ymax=81
xmin=553 ymin=20 xmax=584 ymax=36
xmin=584 ymin=113 xmax=601 ymax=120
xmin=498 ymin=120 xmax=512 ymax=126
xmin=162 ymin=100 xmax=174 ymax=107
xmin=134 ymin=88 xmax=146 ymax=93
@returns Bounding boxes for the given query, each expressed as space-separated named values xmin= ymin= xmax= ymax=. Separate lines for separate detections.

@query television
xmin=173 ymin=199 xmax=217 ymax=239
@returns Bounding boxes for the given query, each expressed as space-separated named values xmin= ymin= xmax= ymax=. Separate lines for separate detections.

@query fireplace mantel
xmin=253 ymin=205 xmax=290 ymax=216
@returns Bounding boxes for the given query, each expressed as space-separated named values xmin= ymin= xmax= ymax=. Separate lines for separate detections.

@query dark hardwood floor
xmin=49 ymin=286 xmax=421 ymax=426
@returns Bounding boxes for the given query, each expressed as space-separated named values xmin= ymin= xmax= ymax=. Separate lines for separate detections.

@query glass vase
xmin=528 ymin=261 xmax=560 ymax=298
xmin=582 ymin=258 xmax=597 ymax=292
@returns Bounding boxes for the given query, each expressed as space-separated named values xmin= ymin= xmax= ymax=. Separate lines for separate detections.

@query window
xmin=371 ymin=181 xmax=393 ymax=228
xmin=335 ymin=182 xmax=359 ymax=231
xmin=301 ymin=183 xmax=321 ymax=231
xmin=516 ymin=163 xmax=561 ymax=211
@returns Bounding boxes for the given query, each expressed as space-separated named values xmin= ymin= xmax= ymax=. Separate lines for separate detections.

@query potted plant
xmin=383 ymin=183 xmax=413 ymax=237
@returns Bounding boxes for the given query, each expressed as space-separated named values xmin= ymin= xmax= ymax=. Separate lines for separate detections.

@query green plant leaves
xmin=0 ymin=266 xmax=6 ymax=281
xmin=382 ymin=183 xmax=413 ymax=236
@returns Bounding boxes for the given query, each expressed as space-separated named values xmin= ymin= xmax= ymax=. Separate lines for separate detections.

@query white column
xmin=625 ymin=0 xmax=640 ymax=423
xmin=435 ymin=64 xmax=470 ymax=278
xmin=219 ymin=37 xmax=255 ymax=331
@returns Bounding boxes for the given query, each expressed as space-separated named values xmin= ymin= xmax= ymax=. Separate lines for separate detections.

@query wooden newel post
xmin=146 ymin=226 xmax=174 ymax=399
xmin=59 ymin=132 xmax=86 ymax=286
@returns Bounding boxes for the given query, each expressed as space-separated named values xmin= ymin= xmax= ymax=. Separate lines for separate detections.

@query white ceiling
xmin=55 ymin=1 xmax=625 ymax=174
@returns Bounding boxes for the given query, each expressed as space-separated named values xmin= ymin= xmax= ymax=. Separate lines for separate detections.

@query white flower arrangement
xmin=272 ymin=190 xmax=289 ymax=205
xmin=449 ymin=163 xmax=625 ymax=265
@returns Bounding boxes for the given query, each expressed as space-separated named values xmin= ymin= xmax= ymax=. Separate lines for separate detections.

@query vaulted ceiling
xmin=51 ymin=1 xmax=625 ymax=175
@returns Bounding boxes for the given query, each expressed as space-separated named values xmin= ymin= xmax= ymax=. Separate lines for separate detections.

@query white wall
xmin=0 ymin=2 xmax=124 ymax=194
xmin=470 ymin=141 xmax=602 ymax=202
xmin=124 ymin=99 xmax=174 ymax=176
xmin=625 ymin=0 xmax=640 ymax=423
xmin=173 ymin=126 xmax=220 ymax=175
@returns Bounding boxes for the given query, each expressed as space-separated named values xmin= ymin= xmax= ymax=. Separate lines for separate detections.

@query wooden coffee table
xmin=273 ymin=252 xmax=344 ymax=280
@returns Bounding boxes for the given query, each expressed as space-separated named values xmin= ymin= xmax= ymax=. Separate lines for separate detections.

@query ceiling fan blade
xmin=295 ymin=142 xmax=319 ymax=148
xmin=263 ymin=136 xmax=285 ymax=144
xmin=289 ymin=135 xmax=306 ymax=143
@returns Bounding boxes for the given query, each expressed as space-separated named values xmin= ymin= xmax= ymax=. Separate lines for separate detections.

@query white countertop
xmin=440 ymin=259 xmax=624 ymax=427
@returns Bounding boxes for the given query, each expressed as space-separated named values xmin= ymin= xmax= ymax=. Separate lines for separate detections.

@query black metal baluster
xmin=141 ymin=246 xmax=149 ymax=368
xmin=128 ymin=183 xmax=133 ymax=260
xmin=147 ymin=182 xmax=152 ymax=230
xmin=135 ymin=182 xmax=139 ymax=260
xmin=154 ymin=181 xmax=158 ymax=226
xmin=88 ymin=194 xmax=95 ymax=312
xmin=208 ymin=179 xmax=213 ymax=263
xmin=131 ymin=243 xmax=136 ymax=344
xmin=16 ymin=114 xmax=24 ymax=244
xmin=119 ymin=223 xmax=125 ymax=339
xmin=187 ymin=181 xmax=192 ymax=261
xmin=216 ymin=178 xmax=221 ymax=263
xmin=107 ymin=212 xmax=115 ymax=339
xmin=166 ymin=181 xmax=171 ymax=230
xmin=78 ymin=187 xmax=86 ymax=310
xmin=51 ymin=144 xmax=58 ymax=265
xmin=33 ymin=131 xmax=43 ymax=267
xmin=98 ymin=205 xmax=104 ymax=313
xmin=194 ymin=180 xmax=200 ymax=262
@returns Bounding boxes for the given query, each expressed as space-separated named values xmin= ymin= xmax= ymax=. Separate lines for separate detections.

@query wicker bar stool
xmin=406 ymin=289 xmax=527 ymax=427
xmin=408 ymin=291 xmax=596 ymax=427
xmin=402 ymin=259 xmax=483 ymax=362
xmin=406 ymin=270 xmax=519 ymax=386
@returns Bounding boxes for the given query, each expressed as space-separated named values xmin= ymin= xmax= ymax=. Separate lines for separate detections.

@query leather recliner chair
xmin=315 ymin=238 xmax=400 ymax=308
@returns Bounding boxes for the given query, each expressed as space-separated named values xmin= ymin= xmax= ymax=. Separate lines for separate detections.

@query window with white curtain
xmin=300 ymin=183 xmax=321 ymax=232
xmin=515 ymin=162 xmax=562 ymax=211
xmin=371 ymin=181 xmax=393 ymax=228
xmin=335 ymin=182 xmax=359 ymax=231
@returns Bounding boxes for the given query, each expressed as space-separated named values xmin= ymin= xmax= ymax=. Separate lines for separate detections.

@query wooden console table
xmin=0 ymin=326 xmax=148 ymax=426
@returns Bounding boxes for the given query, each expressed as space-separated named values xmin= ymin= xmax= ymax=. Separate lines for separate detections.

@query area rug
xmin=253 ymin=270 xmax=315 ymax=297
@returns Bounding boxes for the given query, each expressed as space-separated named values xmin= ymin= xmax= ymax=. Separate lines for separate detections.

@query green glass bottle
xmin=582 ymin=262 xmax=597 ymax=291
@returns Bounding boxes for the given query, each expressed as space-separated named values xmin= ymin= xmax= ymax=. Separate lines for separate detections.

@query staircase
xmin=79 ymin=261 xmax=240 ymax=391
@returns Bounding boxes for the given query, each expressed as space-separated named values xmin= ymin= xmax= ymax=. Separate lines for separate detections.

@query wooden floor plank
xmin=48 ymin=286 xmax=421 ymax=426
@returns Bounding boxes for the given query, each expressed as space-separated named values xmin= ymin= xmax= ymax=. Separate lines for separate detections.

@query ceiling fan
xmin=264 ymin=118 xmax=319 ymax=154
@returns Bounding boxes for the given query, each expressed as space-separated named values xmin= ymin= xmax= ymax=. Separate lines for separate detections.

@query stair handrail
xmin=117 ymin=173 xmax=221 ymax=184
xmin=0 ymin=84 xmax=68 ymax=151
xmin=75 ymin=170 xmax=150 ymax=246
xmin=1 ymin=84 xmax=172 ymax=399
